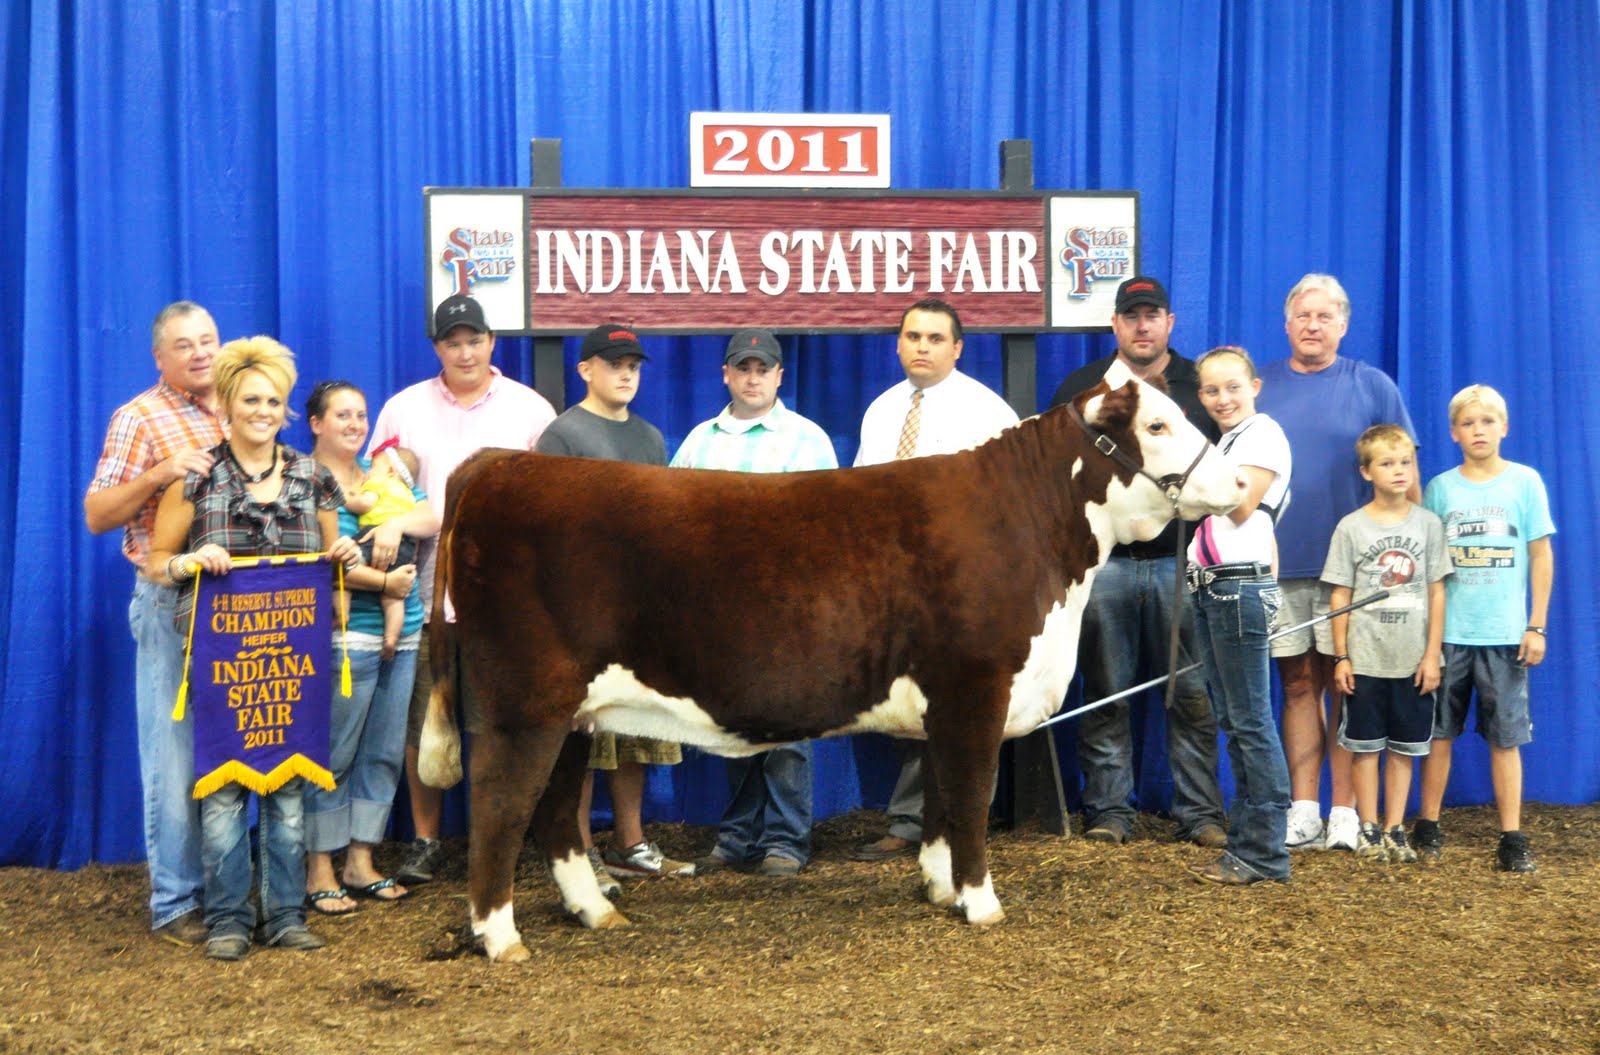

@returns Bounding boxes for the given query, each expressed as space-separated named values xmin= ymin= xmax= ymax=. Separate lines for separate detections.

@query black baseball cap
xmin=433 ymin=294 xmax=490 ymax=335
xmin=580 ymin=324 xmax=648 ymax=362
xmin=724 ymin=329 xmax=782 ymax=368
xmin=1114 ymin=276 xmax=1170 ymax=313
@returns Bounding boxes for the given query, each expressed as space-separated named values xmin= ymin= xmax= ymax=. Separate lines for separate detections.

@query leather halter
xmin=1065 ymin=401 xmax=1211 ymax=511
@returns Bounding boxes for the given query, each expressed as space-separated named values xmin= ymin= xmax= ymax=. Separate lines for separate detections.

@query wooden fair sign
xmin=424 ymin=188 xmax=1139 ymax=335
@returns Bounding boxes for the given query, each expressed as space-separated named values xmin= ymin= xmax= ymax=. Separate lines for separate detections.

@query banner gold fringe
xmin=192 ymin=754 xmax=336 ymax=799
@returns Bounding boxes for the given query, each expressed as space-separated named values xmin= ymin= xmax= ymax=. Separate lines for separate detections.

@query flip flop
xmin=307 ymin=888 xmax=359 ymax=916
xmin=345 ymin=877 xmax=409 ymax=902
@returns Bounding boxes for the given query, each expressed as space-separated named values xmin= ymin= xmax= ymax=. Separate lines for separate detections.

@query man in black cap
xmin=536 ymin=323 xmax=693 ymax=882
xmin=1048 ymin=276 xmax=1229 ymax=848
xmin=372 ymin=292 xmax=557 ymax=888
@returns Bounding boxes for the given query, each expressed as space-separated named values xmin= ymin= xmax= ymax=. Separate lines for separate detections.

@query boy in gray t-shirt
xmin=1322 ymin=425 xmax=1450 ymax=864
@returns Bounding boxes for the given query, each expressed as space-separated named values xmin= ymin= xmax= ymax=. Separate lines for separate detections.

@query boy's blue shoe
xmin=1356 ymin=821 xmax=1387 ymax=862
xmin=1384 ymin=826 xmax=1418 ymax=864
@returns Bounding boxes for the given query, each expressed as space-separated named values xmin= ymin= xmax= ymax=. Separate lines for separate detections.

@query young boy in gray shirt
xmin=1322 ymin=425 xmax=1450 ymax=864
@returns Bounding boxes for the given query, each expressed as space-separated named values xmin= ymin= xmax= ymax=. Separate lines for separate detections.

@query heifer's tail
xmin=416 ymin=447 xmax=524 ymax=790
xmin=416 ymin=527 xmax=463 ymax=789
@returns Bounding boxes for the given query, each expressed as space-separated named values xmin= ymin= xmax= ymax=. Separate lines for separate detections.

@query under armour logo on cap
xmin=432 ymin=294 xmax=490 ymax=335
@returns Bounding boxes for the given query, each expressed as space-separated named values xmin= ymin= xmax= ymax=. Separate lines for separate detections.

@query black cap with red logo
xmin=1114 ymin=275 xmax=1170 ymax=313
xmin=580 ymin=324 xmax=649 ymax=362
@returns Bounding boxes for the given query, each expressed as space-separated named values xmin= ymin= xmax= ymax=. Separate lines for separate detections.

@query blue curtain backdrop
xmin=4 ymin=1 xmax=1597 ymax=869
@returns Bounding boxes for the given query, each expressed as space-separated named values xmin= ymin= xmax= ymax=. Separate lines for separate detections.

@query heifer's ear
xmin=1082 ymin=379 xmax=1138 ymax=434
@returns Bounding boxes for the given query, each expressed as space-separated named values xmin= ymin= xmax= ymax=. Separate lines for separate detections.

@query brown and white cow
xmin=418 ymin=360 xmax=1245 ymax=962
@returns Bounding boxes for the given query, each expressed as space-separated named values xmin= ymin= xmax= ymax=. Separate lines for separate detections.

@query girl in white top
xmin=1185 ymin=346 xmax=1294 ymax=887
xmin=1189 ymin=348 xmax=1292 ymax=572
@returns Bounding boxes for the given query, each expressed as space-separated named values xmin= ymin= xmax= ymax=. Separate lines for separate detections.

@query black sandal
xmin=345 ymin=877 xmax=408 ymax=902
xmin=307 ymin=888 xmax=359 ymax=915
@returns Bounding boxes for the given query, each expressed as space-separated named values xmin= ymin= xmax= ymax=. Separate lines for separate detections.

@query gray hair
xmin=150 ymin=301 xmax=214 ymax=350
xmin=1282 ymin=274 xmax=1351 ymax=323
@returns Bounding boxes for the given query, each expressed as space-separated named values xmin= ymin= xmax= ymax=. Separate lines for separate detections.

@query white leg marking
xmin=956 ymin=876 xmax=1005 ymax=926
xmin=550 ymin=849 xmax=629 ymax=930
xmin=920 ymin=838 xmax=955 ymax=908
xmin=472 ymin=901 xmax=528 ymax=963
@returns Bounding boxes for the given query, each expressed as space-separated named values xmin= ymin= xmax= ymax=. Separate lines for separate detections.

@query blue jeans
xmin=1076 ymin=555 xmax=1225 ymax=838
xmin=303 ymin=644 xmax=416 ymax=851
xmin=715 ymin=742 xmax=814 ymax=865
xmin=201 ymin=780 xmax=308 ymax=940
xmin=1193 ymin=576 xmax=1290 ymax=881
xmin=129 ymin=578 xmax=203 ymax=929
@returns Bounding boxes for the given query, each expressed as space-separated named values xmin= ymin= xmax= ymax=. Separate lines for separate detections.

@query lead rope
xmin=1164 ymin=486 xmax=1186 ymax=714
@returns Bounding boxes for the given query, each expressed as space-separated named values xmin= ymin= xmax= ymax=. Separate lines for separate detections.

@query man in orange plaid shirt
xmin=85 ymin=301 xmax=224 ymax=946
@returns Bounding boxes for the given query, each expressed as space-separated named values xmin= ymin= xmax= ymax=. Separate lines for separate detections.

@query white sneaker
xmin=1323 ymin=806 xmax=1360 ymax=851
xmin=1285 ymin=800 xmax=1325 ymax=851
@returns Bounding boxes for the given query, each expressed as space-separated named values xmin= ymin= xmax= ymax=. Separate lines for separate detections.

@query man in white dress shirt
xmin=850 ymin=298 xmax=1020 ymax=861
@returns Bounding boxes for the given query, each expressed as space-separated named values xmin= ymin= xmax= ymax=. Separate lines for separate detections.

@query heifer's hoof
xmin=491 ymin=941 xmax=532 ymax=964
xmin=568 ymin=904 xmax=632 ymax=930
xmin=923 ymin=880 xmax=957 ymax=909
xmin=592 ymin=909 xmax=630 ymax=930
xmin=962 ymin=905 xmax=1006 ymax=927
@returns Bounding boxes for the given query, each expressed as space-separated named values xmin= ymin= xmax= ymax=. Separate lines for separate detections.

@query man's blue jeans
xmin=1193 ymin=575 xmax=1290 ymax=881
xmin=304 ymin=643 xmax=416 ymax=851
xmin=201 ymin=780 xmax=308 ymax=941
xmin=715 ymin=742 xmax=813 ymax=866
xmin=1076 ymin=555 xmax=1225 ymax=839
xmin=130 ymin=578 xmax=203 ymax=929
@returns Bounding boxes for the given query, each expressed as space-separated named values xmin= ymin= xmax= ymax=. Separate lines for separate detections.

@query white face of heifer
xmin=1084 ymin=359 xmax=1244 ymax=544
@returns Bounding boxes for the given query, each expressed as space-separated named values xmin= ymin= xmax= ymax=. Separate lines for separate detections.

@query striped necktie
xmin=894 ymin=389 xmax=924 ymax=460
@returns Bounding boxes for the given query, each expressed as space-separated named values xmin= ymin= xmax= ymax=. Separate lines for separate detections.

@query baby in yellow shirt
xmin=344 ymin=442 xmax=421 ymax=657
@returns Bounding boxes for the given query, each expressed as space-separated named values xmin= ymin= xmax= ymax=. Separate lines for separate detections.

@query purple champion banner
xmin=186 ymin=557 xmax=337 ymax=798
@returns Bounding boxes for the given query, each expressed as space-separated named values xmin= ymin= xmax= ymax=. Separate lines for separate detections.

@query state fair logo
xmin=440 ymin=225 xmax=518 ymax=297
xmin=1059 ymin=225 xmax=1134 ymax=298
xmin=1375 ymin=549 xmax=1417 ymax=588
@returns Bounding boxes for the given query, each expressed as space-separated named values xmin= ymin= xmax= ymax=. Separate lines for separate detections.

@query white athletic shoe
xmin=1285 ymin=800 xmax=1325 ymax=851
xmin=1323 ymin=806 xmax=1360 ymax=852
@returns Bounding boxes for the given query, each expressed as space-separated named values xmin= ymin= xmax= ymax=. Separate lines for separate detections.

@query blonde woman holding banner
xmin=147 ymin=336 xmax=358 ymax=961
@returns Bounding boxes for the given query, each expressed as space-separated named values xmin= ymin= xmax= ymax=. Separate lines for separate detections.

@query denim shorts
xmin=1337 ymin=674 xmax=1434 ymax=755
xmin=1267 ymin=578 xmax=1333 ymax=658
xmin=1434 ymin=644 xmax=1532 ymax=748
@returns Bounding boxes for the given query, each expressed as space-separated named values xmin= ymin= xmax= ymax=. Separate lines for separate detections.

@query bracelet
xmin=165 ymin=554 xmax=194 ymax=583
xmin=1526 ymin=626 xmax=1546 ymax=636
xmin=1332 ymin=655 xmax=1350 ymax=665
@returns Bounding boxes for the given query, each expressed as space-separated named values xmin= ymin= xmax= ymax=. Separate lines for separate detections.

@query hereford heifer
xmin=419 ymin=360 xmax=1245 ymax=963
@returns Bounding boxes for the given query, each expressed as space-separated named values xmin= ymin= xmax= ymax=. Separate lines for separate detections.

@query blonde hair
xmin=1448 ymin=384 xmax=1508 ymax=426
xmin=1197 ymin=345 xmax=1258 ymax=379
xmin=213 ymin=336 xmax=298 ymax=418
xmin=1355 ymin=423 xmax=1414 ymax=467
